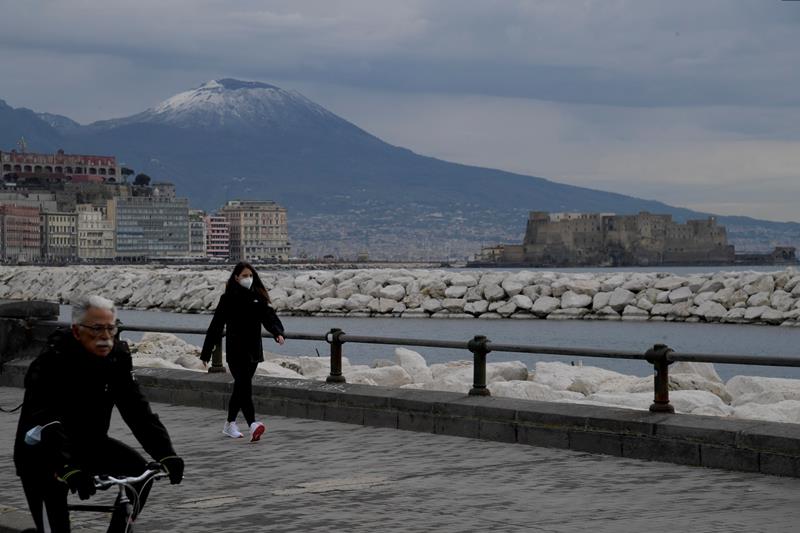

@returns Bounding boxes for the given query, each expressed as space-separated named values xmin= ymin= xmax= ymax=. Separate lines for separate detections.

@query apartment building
xmin=110 ymin=195 xmax=189 ymax=258
xmin=205 ymin=214 xmax=230 ymax=260
xmin=76 ymin=203 xmax=115 ymax=260
xmin=220 ymin=200 xmax=290 ymax=261
xmin=41 ymin=212 xmax=78 ymax=262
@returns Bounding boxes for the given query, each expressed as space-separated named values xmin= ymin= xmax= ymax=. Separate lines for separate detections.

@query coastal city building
xmin=0 ymin=205 xmax=41 ymax=263
xmin=205 ymin=214 xmax=230 ymax=260
xmin=76 ymin=203 xmax=115 ymax=260
xmin=41 ymin=211 xmax=78 ymax=262
xmin=0 ymin=147 xmax=292 ymax=263
xmin=221 ymin=200 xmax=290 ymax=261
xmin=110 ymin=195 xmax=190 ymax=259
xmin=188 ymin=209 xmax=207 ymax=258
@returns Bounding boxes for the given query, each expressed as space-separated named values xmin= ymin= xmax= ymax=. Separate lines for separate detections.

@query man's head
xmin=71 ymin=295 xmax=117 ymax=357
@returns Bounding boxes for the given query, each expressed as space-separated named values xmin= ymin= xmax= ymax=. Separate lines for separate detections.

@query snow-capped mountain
xmin=36 ymin=112 xmax=81 ymax=134
xmin=95 ymin=79 xmax=343 ymax=130
xmin=2 ymin=80 xmax=797 ymax=258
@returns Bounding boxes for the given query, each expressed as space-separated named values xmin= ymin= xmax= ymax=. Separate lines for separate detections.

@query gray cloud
xmin=2 ymin=1 xmax=799 ymax=110
xmin=1 ymin=0 xmax=799 ymax=221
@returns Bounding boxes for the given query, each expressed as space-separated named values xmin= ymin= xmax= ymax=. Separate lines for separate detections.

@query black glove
xmin=60 ymin=467 xmax=96 ymax=500
xmin=160 ymin=456 xmax=184 ymax=485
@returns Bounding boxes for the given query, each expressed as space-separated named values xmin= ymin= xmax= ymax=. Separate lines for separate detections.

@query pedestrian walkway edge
xmin=3 ymin=359 xmax=800 ymax=479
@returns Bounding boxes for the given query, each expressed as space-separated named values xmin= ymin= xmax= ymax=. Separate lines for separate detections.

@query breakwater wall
xmin=1 ymin=266 xmax=800 ymax=325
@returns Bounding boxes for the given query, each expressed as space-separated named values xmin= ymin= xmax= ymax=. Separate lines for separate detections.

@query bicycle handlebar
xmin=93 ymin=466 xmax=167 ymax=490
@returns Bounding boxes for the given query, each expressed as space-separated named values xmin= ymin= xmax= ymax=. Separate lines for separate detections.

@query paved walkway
xmin=2 ymin=386 xmax=800 ymax=532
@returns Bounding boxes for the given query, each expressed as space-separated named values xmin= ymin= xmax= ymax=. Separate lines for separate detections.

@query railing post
xmin=468 ymin=335 xmax=491 ymax=396
xmin=208 ymin=339 xmax=227 ymax=374
xmin=645 ymin=343 xmax=674 ymax=413
xmin=326 ymin=328 xmax=346 ymax=383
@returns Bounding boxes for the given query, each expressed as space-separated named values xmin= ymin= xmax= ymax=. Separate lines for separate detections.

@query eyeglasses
xmin=78 ymin=324 xmax=118 ymax=337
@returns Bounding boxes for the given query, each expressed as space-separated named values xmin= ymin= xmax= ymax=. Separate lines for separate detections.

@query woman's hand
xmin=275 ymin=335 xmax=285 ymax=345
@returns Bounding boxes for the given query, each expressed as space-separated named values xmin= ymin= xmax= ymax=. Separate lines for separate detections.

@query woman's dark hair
xmin=226 ymin=261 xmax=271 ymax=303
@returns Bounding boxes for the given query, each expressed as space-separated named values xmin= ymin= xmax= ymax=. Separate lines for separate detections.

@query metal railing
xmin=112 ymin=323 xmax=800 ymax=414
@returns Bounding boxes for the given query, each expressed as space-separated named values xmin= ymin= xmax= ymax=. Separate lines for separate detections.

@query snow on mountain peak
xmin=142 ymin=78 xmax=331 ymax=128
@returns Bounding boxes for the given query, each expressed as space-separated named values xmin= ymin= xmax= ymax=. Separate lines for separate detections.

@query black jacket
xmin=14 ymin=330 xmax=176 ymax=477
xmin=200 ymin=283 xmax=284 ymax=364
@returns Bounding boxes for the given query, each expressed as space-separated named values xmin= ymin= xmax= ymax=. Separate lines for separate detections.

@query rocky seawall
xmin=2 ymin=265 xmax=800 ymax=326
xmin=131 ymin=332 xmax=800 ymax=425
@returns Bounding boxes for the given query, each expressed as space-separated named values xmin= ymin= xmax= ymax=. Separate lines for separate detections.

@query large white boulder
xmin=727 ymin=375 xmax=800 ymax=402
xmin=490 ymin=381 xmax=584 ymax=402
xmin=255 ymin=361 xmax=307 ymax=379
xmin=532 ymin=361 xmax=626 ymax=392
xmin=295 ymin=356 xmax=351 ymax=379
xmin=732 ymin=400 xmax=800 ymax=424
xmin=379 ymin=284 xmax=406 ymax=300
xmin=561 ymin=291 xmax=592 ymax=309
xmin=668 ymin=286 xmax=694 ymax=304
xmin=394 ymin=347 xmax=433 ymax=383
xmin=577 ymin=390 xmax=732 ymax=416
xmin=532 ymin=296 xmax=560 ymax=316
xmin=608 ymin=288 xmax=636 ymax=310
xmin=348 ymin=365 xmax=413 ymax=387
xmin=483 ymin=284 xmax=506 ymax=302
xmin=693 ymin=300 xmax=728 ymax=321
xmin=429 ymin=360 xmax=527 ymax=384
xmin=566 ymin=279 xmax=601 ymax=296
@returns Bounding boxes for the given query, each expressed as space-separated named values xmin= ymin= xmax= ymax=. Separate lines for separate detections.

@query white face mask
xmin=238 ymin=276 xmax=253 ymax=289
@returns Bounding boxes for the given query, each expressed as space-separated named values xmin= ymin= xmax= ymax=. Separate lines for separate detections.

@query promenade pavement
xmin=2 ymin=386 xmax=800 ymax=533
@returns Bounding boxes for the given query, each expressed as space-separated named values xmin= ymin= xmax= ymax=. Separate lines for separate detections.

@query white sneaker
xmin=223 ymin=421 xmax=243 ymax=439
xmin=249 ymin=421 xmax=266 ymax=442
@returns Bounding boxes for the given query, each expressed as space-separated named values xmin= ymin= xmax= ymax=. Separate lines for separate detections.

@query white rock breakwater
xmin=132 ymin=332 xmax=800 ymax=425
xmin=2 ymin=265 xmax=800 ymax=325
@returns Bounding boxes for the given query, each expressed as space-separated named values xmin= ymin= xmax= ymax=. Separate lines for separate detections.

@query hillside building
xmin=220 ymin=200 xmax=290 ymax=261
xmin=1 ymin=149 xmax=124 ymax=183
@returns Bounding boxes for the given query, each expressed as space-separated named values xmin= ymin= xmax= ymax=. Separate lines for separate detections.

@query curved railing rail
xmin=80 ymin=322 xmax=800 ymax=414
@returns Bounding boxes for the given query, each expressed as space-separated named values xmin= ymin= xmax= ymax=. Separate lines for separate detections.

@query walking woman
xmin=201 ymin=262 xmax=285 ymax=442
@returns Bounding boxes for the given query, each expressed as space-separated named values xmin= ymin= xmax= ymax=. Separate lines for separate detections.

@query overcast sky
xmin=1 ymin=0 xmax=799 ymax=221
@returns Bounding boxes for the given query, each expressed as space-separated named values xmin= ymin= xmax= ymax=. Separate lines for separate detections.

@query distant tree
xmin=134 ymin=173 xmax=151 ymax=186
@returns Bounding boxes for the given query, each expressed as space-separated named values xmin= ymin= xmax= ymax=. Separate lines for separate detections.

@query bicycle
xmin=21 ymin=463 xmax=168 ymax=533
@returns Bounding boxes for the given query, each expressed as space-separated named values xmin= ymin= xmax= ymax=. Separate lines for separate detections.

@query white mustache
xmin=95 ymin=340 xmax=113 ymax=349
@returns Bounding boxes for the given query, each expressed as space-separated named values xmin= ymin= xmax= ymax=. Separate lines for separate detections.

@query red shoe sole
xmin=250 ymin=424 xmax=265 ymax=442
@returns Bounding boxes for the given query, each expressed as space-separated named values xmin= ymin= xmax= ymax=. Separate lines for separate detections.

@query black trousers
xmin=20 ymin=437 xmax=151 ymax=533
xmin=227 ymin=360 xmax=258 ymax=426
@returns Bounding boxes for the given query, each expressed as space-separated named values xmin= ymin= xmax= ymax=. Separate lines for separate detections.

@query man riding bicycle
xmin=13 ymin=295 xmax=184 ymax=532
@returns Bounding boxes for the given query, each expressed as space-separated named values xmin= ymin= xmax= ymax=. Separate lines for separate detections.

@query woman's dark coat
xmin=201 ymin=283 xmax=284 ymax=364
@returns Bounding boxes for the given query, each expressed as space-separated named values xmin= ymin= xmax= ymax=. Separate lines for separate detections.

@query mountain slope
xmin=0 ymin=99 xmax=63 ymax=151
xmin=2 ymin=81 xmax=798 ymax=259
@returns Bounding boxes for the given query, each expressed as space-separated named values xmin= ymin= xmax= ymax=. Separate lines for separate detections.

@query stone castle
xmin=477 ymin=211 xmax=737 ymax=267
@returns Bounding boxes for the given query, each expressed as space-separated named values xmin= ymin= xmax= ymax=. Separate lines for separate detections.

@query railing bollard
xmin=645 ymin=343 xmax=674 ymax=413
xmin=468 ymin=335 xmax=491 ymax=396
xmin=326 ymin=328 xmax=346 ymax=383
xmin=208 ymin=340 xmax=227 ymax=374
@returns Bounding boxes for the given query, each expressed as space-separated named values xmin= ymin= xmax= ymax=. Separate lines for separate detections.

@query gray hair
xmin=72 ymin=295 xmax=116 ymax=325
